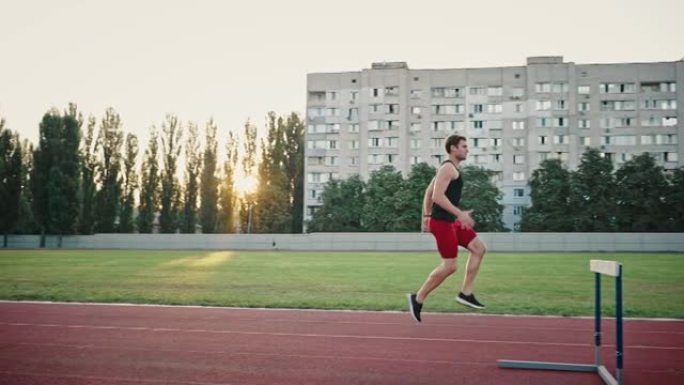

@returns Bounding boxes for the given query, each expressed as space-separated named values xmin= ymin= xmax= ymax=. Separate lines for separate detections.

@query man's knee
xmin=469 ymin=239 xmax=487 ymax=257
xmin=442 ymin=260 xmax=458 ymax=275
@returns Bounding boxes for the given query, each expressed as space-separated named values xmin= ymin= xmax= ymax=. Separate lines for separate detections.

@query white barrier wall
xmin=4 ymin=233 xmax=684 ymax=252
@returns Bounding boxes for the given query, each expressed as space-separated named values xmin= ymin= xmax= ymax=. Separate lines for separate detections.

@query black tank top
xmin=431 ymin=160 xmax=463 ymax=222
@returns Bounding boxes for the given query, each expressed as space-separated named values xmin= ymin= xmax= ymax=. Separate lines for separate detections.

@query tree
xmin=253 ymin=113 xmax=290 ymax=233
xmin=307 ymin=175 xmax=366 ymax=232
xmin=459 ymin=165 xmax=506 ymax=232
xmin=95 ymin=108 xmax=124 ymax=233
xmin=239 ymin=120 xmax=258 ymax=233
xmin=78 ymin=117 xmax=98 ymax=234
xmin=31 ymin=105 xmax=81 ymax=247
xmin=570 ymin=148 xmax=617 ymax=232
xmin=0 ymin=120 xmax=23 ymax=246
xmin=159 ymin=115 xmax=182 ymax=233
xmin=392 ymin=162 xmax=436 ymax=232
xmin=520 ymin=159 xmax=573 ymax=232
xmin=137 ymin=128 xmax=160 ymax=233
xmin=180 ymin=122 xmax=201 ymax=233
xmin=361 ymin=166 xmax=405 ymax=231
xmin=119 ymin=133 xmax=139 ymax=233
xmin=664 ymin=168 xmax=684 ymax=231
xmin=15 ymin=138 xmax=37 ymax=234
xmin=199 ymin=119 xmax=219 ymax=233
xmin=284 ymin=113 xmax=305 ymax=233
xmin=218 ymin=131 xmax=238 ymax=233
xmin=614 ymin=153 xmax=669 ymax=231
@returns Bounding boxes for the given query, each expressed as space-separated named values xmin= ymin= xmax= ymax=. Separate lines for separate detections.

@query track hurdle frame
xmin=497 ymin=259 xmax=624 ymax=385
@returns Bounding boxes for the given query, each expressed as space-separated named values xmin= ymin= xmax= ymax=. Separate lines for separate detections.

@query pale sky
xmin=1 ymin=0 xmax=682 ymax=148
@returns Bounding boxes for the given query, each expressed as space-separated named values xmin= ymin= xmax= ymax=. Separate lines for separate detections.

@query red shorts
xmin=429 ymin=218 xmax=478 ymax=259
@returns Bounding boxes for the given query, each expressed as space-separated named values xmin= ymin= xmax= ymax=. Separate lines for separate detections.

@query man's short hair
xmin=445 ymin=135 xmax=467 ymax=154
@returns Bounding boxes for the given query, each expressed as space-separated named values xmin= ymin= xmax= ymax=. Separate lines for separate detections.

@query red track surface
xmin=0 ymin=302 xmax=681 ymax=385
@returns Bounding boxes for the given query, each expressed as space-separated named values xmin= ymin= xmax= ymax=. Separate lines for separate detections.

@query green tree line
xmin=307 ymin=164 xmax=507 ymax=232
xmin=520 ymin=148 xmax=684 ymax=232
xmin=0 ymin=104 xmax=305 ymax=245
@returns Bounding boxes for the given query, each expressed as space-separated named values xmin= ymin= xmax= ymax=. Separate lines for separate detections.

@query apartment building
xmin=305 ymin=57 xmax=683 ymax=231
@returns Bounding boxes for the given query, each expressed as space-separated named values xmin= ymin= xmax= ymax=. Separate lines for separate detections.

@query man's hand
xmin=457 ymin=210 xmax=475 ymax=229
xmin=422 ymin=217 xmax=430 ymax=232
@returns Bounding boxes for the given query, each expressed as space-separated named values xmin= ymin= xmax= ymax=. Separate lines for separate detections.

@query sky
xmin=1 ymin=0 xmax=682 ymax=149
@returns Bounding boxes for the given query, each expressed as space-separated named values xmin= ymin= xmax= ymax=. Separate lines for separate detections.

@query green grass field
xmin=0 ymin=250 xmax=682 ymax=318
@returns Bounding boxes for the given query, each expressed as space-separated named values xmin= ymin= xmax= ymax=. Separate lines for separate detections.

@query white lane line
xmin=2 ymin=321 xmax=682 ymax=351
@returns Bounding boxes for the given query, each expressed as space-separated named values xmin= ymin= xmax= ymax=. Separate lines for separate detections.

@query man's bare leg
xmin=416 ymin=258 xmax=457 ymax=303
xmin=461 ymin=237 xmax=487 ymax=295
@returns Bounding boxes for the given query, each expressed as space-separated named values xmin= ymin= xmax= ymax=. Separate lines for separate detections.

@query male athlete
xmin=407 ymin=135 xmax=488 ymax=322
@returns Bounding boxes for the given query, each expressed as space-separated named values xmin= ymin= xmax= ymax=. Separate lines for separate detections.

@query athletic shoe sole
xmin=456 ymin=296 xmax=485 ymax=310
xmin=406 ymin=293 xmax=421 ymax=322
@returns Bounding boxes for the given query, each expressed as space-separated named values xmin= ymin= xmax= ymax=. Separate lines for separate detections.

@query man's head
xmin=445 ymin=135 xmax=468 ymax=160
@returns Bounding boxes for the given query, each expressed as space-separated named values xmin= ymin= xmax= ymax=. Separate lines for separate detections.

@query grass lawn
xmin=0 ymin=250 xmax=682 ymax=318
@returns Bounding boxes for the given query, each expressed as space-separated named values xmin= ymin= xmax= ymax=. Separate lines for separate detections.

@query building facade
xmin=305 ymin=57 xmax=683 ymax=231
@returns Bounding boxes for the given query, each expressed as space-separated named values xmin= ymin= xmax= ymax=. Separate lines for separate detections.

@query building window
xmin=513 ymin=155 xmax=525 ymax=164
xmin=349 ymin=124 xmax=359 ymax=133
xmin=471 ymin=120 xmax=484 ymax=129
xmin=553 ymin=135 xmax=567 ymax=145
xmin=515 ymin=104 xmax=524 ymax=113
xmin=411 ymin=106 xmax=421 ymax=115
xmin=578 ymin=85 xmax=591 ymax=94
xmin=512 ymin=137 xmax=525 ymax=146
xmin=470 ymin=104 xmax=484 ymax=113
xmin=469 ymin=87 xmax=486 ymax=95
xmin=512 ymin=120 xmax=525 ymax=130
xmin=578 ymin=102 xmax=590 ymax=111
xmin=385 ymin=86 xmax=399 ymax=96
xmin=536 ymin=101 xmax=551 ymax=110
xmin=579 ymin=119 xmax=590 ymax=129
xmin=487 ymin=104 xmax=503 ymax=113
xmin=665 ymin=152 xmax=678 ymax=162
xmin=514 ymin=188 xmax=525 ymax=197
xmin=433 ymin=104 xmax=462 ymax=114
xmin=513 ymin=172 xmax=526 ymax=181
xmin=487 ymin=86 xmax=503 ymax=96
xmin=581 ymin=137 xmax=591 ymax=146
xmin=660 ymin=82 xmax=676 ymax=92
xmin=511 ymin=87 xmax=525 ymax=98
xmin=387 ymin=104 xmax=400 ymax=114
xmin=552 ymin=82 xmax=569 ymax=93
xmin=535 ymin=82 xmax=551 ymax=93
xmin=410 ymin=122 xmax=422 ymax=132
xmin=410 ymin=89 xmax=423 ymax=98
xmin=410 ymin=139 xmax=421 ymax=149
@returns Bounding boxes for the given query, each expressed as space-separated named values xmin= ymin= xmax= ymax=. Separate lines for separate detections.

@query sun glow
xmin=234 ymin=174 xmax=258 ymax=196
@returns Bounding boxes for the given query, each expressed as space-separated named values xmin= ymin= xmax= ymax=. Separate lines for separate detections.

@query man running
xmin=407 ymin=135 xmax=488 ymax=322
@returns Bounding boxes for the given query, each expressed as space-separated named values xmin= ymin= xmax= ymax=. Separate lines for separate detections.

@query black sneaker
xmin=407 ymin=293 xmax=423 ymax=322
xmin=456 ymin=292 xmax=485 ymax=309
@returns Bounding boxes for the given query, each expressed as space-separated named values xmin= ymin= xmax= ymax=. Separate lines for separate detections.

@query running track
xmin=0 ymin=302 xmax=681 ymax=385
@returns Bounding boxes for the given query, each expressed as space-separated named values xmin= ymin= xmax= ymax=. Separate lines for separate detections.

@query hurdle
xmin=497 ymin=259 xmax=624 ymax=385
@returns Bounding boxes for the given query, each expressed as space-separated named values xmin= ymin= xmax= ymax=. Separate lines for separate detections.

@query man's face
xmin=451 ymin=140 xmax=469 ymax=160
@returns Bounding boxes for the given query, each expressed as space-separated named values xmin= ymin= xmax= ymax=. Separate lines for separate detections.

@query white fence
xmin=4 ymin=233 xmax=684 ymax=252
